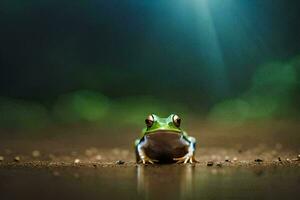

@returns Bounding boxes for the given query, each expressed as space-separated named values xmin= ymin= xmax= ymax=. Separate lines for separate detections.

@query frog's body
xmin=135 ymin=114 xmax=197 ymax=164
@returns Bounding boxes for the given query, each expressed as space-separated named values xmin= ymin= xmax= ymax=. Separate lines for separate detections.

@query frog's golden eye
xmin=145 ymin=114 xmax=154 ymax=127
xmin=173 ymin=114 xmax=181 ymax=127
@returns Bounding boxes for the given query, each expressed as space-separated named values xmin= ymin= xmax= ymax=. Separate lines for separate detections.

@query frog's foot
xmin=137 ymin=144 xmax=158 ymax=164
xmin=174 ymin=136 xmax=198 ymax=164
xmin=140 ymin=155 xmax=158 ymax=164
xmin=174 ymin=154 xmax=197 ymax=164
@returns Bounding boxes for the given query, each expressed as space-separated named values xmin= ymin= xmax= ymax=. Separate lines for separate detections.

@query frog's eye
xmin=173 ymin=114 xmax=181 ymax=127
xmin=145 ymin=114 xmax=154 ymax=127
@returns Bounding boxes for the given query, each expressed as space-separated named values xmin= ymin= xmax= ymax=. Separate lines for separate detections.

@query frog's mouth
xmin=145 ymin=129 xmax=181 ymax=135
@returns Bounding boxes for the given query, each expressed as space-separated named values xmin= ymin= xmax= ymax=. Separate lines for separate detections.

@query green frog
xmin=135 ymin=114 xmax=197 ymax=164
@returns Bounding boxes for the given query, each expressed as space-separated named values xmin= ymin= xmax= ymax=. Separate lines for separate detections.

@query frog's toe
xmin=174 ymin=155 xmax=196 ymax=164
xmin=174 ymin=156 xmax=190 ymax=164
xmin=141 ymin=157 xmax=158 ymax=164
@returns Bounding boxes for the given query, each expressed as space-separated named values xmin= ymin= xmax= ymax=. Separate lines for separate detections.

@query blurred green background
xmin=0 ymin=0 xmax=300 ymax=130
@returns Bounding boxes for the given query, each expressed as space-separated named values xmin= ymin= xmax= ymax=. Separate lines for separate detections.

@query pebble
xmin=74 ymin=159 xmax=80 ymax=164
xmin=14 ymin=156 xmax=21 ymax=162
xmin=291 ymin=155 xmax=299 ymax=161
xmin=0 ymin=156 xmax=4 ymax=162
xmin=216 ymin=162 xmax=222 ymax=167
xmin=207 ymin=161 xmax=214 ymax=166
xmin=116 ymin=160 xmax=125 ymax=165
xmin=32 ymin=150 xmax=41 ymax=158
xmin=254 ymin=159 xmax=263 ymax=162
xmin=233 ymin=157 xmax=238 ymax=162
xmin=93 ymin=164 xmax=98 ymax=168
xmin=95 ymin=155 xmax=102 ymax=161
xmin=278 ymin=157 xmax=282 ymax=162
xmin=224 ymin=156 xmax=231 ymax=162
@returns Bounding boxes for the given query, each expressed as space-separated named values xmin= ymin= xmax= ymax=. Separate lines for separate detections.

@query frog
xmin=135 ymin=114 xmax=197 ymax=164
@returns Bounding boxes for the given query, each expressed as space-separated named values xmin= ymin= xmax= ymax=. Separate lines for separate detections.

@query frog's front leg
xmin=174 ymin=136 xmax=197 ymax=164
xmin=135 ymin=138 xmax=158 ymax=164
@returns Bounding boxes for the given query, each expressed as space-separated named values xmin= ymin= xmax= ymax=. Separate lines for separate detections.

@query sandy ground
xmin=0 ymin=121 xmax=299 ymax=200
xmin=0 ymin=144 xmax=299 ymax=169
xmin=0 ymin=144 xmax=299 ymax=200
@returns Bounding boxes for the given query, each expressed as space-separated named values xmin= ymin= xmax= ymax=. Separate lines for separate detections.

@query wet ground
xmin=0 ymin=121 xmax=299 ymax=200
xmin=0 ymin=164 xmax=299 ymax=200
xmin=0 ymin=147 xmax=299 ymax=200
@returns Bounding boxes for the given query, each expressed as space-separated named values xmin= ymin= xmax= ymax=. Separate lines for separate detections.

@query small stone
xmin=255 ymin=159 xmax=263 ymax=162
xmin=74 ymin=159 xmax=80 ymax=164
xmin=95 ymin=155 xmax=102 ymax=161
xmin=116 ymin=160 xmax=125 ymax=165
xmin=286 ymin=158 xmax=291 ymax=162
xmin=233 ymin=157 xmax=238 ymax=162
xmin=216 ymin=162 xmax=222 ymax=167
xmin=207 ymin=161 xmax=214 ymax=166
xmin=32 ymin=150 xmax=41 ymax=158
xmin=14 ymin=156 xmax=21 ymax=162
xmin=291 ymin=155 xmax=299 ymax=161
xmin=93 ymin=164 xmax=97 ymax=168
xmin=225 ymin=156 xmax=231 ymax=162
xmin=278 ymin=157 xmax=282 ymax=162
xmin=0 ymin=156 xmax=4 ymax=162
xmin=238 ymin=149 xmax=243 ymax=153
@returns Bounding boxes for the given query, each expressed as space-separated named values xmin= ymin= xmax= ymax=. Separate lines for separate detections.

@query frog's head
xmin=144 ymin=114 xmax=182 ymax=134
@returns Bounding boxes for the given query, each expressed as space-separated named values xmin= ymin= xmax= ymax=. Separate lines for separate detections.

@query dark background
xmin=0 ymin=3 xmax=299 ymax=200
xmin=1 ymin=0 xmax=300 ymax=128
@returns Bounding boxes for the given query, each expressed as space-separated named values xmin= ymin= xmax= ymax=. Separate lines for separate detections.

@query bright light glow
xmin=191 ymin=0 xmax=229 ymax=97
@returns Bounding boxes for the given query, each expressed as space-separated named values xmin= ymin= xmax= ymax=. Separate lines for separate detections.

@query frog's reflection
xmin=137 ymin=165 xmax=195 ymax=199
